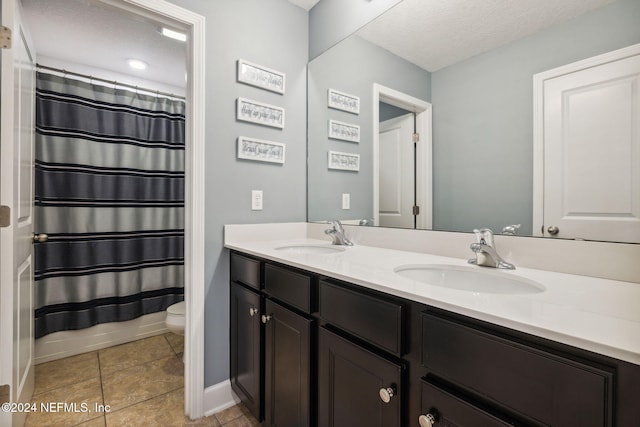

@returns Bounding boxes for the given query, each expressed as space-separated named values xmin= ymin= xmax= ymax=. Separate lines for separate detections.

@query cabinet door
xmin=230 ymin=283 xmax=262 ymax=420
xmin=264 ymin=299 xmax=313 ymax=427
xmin=318 ymin=327 xmax=403 ymax=427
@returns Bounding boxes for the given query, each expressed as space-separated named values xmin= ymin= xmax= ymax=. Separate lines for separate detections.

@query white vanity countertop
xmin=225 ymin=237 xmax=640 ymax=366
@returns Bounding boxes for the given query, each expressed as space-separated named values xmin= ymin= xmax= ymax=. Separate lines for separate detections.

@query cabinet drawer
xmin=420 ymin=379 xmax=512 ymax=427
xmin=264 ymin=263 xmax=314 ymax=313
xmin=320 ymin=280 xmax=404 ymax=356
xmin=230 ymin=252 xmax=261 ymax=290
xmin=421 ymin=312 xmax=613 ymax=427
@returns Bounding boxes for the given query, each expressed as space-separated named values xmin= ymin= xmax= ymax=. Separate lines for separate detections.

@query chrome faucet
xmin=501 ymin=224 xmax=521 ymax=236
xmin=468 ymin=228 xmax=515 ymax=269
xmin=325 ymin=220 xmax=353 ymax=246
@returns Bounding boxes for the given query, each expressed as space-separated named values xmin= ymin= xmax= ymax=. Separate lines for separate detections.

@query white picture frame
xmin=237 ymin=97 xmax=285 ymax=129
xmin=328 ymin=88 xmax=360 ymax=114
xmin=328 ymin=119 xmax=360 ymax=143
xmin=237 ymin=59 xmax=286 ymax=94
xmin=328 ymin=150 xmax=360 ymax=171
xmin=237 ymin=136 xmax=285 ymax=164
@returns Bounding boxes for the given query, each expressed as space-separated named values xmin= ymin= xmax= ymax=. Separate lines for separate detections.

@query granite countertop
xmin=225 ymin=236 xmax=640 ymax=366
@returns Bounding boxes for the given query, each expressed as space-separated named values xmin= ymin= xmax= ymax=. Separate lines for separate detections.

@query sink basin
xmin=274 ymin=245 xmax=346 ymax=255
xmin=394 ymin=264 xmax=544 ymax=295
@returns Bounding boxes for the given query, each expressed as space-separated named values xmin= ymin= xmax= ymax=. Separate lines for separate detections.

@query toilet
xmin=165 ymin=301 xmax=186 ymax=335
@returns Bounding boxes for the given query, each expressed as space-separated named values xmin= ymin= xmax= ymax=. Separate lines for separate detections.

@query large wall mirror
xmin=308 ymin=0 xmax=640 ymax=243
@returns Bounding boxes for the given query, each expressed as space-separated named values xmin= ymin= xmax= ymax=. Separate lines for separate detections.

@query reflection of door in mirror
xmin=534 ymin=44 xmax=640 ymax=243
xmin=373 ymin=84 xmax=433 ymax=230
xmin=379 ymin=112 xmax=416 ymax=228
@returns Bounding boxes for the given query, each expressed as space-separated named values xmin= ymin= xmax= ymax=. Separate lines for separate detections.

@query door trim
xmin=532 ymin=42 xmax=640 ymax=238
xmin=373 ymin=83 xmax=432 ymax=229
xmin=100 ymin=0 xmax=206 ymax=419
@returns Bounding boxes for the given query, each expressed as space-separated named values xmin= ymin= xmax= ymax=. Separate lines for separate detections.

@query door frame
xmin=532 ymin=42 xmax=640 ymax=238
xmin=96 ymin=0 xmax=206 ymax=418
xmin=372 ymin=83 xmax=432 ymax=229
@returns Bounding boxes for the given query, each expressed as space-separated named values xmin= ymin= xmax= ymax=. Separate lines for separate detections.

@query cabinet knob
xmin=418 ymin=413 xmax=437 ymax=427
xmin=249 ymin=307 xmax=258 ymax=317
xmin=33 ymin=233 xmax=48 ymax=242
xmin=547 ymin=225 xmax=559 ymax=235
xmin=261 ymin=314 xmax=272 ymax=324
xmin=379 ymin=386 xmax=396 ymax=403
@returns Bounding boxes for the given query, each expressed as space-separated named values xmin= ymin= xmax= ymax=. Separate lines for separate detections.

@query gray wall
xmin=431 ymin=0 xmax=640 ymax=234
xmin=168 ymin=0 xmax=308 ymax=387
xmin=308 ymin=36 xmax=430 ymax=222
xmin=309 ymin=0 xmax=402 ymax=60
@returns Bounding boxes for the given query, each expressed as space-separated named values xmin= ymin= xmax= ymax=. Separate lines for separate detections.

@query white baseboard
xmin=203 ymin=380 xmax=241 ymax=417
xmin=35 ymin=312 xmax=170 ymax=364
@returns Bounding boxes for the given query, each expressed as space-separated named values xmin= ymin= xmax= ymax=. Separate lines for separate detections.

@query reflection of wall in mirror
xmin=431 ymin=0 xmax=640 ymax=235
xmin=308 ymin=35 xmax=430 ymax=223
xmin=307 ymin=0 xmax=640 ymax=238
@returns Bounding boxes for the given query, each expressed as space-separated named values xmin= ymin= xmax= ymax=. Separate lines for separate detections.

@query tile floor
xmin=26 ymin=334 xmax=260 ymax=427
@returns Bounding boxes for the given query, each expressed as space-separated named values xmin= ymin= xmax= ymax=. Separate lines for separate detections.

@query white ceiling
xmin=21 ymin=0 xmax=616 ymax=90
xmin=357 ymin=0 xmax=616 ymax=71
xmin=22 ymin=0 xmax=187 ymax=90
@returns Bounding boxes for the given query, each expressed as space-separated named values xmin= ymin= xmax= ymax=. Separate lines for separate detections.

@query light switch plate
xmin=252 ymin=190 xmax=263 ymax=210
xmin=342 ymin=193 xmax=350 ymax=209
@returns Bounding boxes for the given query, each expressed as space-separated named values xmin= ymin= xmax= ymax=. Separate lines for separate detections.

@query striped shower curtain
xmin=34 ymin=72 xmax=185 ymax=338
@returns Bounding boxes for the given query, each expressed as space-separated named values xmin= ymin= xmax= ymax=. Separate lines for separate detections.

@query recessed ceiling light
xmin=127 ymin=59 xmax=148 ymax=70
xmin=161 ymin=27 xmax=187 ymax=42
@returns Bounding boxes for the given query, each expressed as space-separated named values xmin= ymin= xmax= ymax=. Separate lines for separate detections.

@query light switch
xmin=252 ymin=190 xmax=263 ymax=210
xmin=342 ymin=193 xmax=350 ymax=209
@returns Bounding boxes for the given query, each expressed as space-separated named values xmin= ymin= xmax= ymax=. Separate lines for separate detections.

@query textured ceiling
xmin=22 ymin=0 xmax=186 ymax=90
xmin=357 ymin=0 xmax=616 ymax=71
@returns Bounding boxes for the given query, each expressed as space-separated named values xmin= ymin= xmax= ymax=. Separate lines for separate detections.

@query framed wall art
xmin=237 ymin=59 xmax=285 ymax=94
xmin=328 ymin=150 xmax=360 ymax=171
xmin=328 ymin=88 xmax=360 ymax=114
xmin=237 ymin=97 xmax=285 ymax=129
xmin=237 ymin=136 xmax=285 ymax=164
xmin=328 ymin=119 xmax=360 ymax=142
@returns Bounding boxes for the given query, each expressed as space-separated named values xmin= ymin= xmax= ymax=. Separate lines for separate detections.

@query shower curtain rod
xmin=36 ymin=63 xmax=186 ymax=101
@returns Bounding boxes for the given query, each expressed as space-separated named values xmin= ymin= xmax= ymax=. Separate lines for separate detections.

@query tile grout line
xmin=97 ymin=350 xmax=107 ymax=427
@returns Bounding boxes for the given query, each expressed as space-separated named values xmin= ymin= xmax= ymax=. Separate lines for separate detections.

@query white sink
xmin=394 ymin=264 xmax=545 ymax=295
xmin=274 ymin=244 xmax=347 ymax=255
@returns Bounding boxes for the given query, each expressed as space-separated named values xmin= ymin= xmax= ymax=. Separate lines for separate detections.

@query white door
xmin=379 ymin=113 xmax=415 ymax=228
xmin=0 ymin=0 xmax=36 ymax=425
xmin=536 ymin=45 xmax=640 ymax=243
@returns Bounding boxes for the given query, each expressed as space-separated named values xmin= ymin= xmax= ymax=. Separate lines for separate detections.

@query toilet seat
xmin=166 ymin=301 xmax=186 ymax=336
xmin=167 ymin=301 xmax=186 ymax=316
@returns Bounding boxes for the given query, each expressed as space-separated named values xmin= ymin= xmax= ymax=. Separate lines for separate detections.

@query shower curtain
xmin=33 ymin=72 xmax=185 ymax=338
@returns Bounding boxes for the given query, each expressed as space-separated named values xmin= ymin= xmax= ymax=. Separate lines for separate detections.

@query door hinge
xmin=0 ymin=26 xmax=11 ymax=49
xmin=0 ymin=205 xmax=10 ymax=228
xmin=412 ymin=133 xmax=420 ymax=143
xmin=412 ymin=205 xmax=420 ymax=216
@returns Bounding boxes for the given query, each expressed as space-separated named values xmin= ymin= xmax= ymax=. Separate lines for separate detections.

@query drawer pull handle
xmin=249 ymin=307 xmax=258 ymax=317
xmin=418 ymin=413 xmax=437 ymax=427
xmin=379 ymin=386 xmax=396 ymax=403
xmin=261 ymin=314 xmax=272 ymax=324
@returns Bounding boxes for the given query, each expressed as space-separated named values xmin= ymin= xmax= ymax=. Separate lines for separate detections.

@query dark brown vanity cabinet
xmin=230 ymin=250 xmax=640 ymax=427
xmin=419 ymin=310 xmax=617 ymax=427
xmin=230 ymin=252 xmax=315 ymax=426
xmin=230 ymin=254 xmax=263 ymax=420
xmin=263 ymin=298 xmax=313 ymax=427
xmin=318 ymin=280 xmax=406 ymax=427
